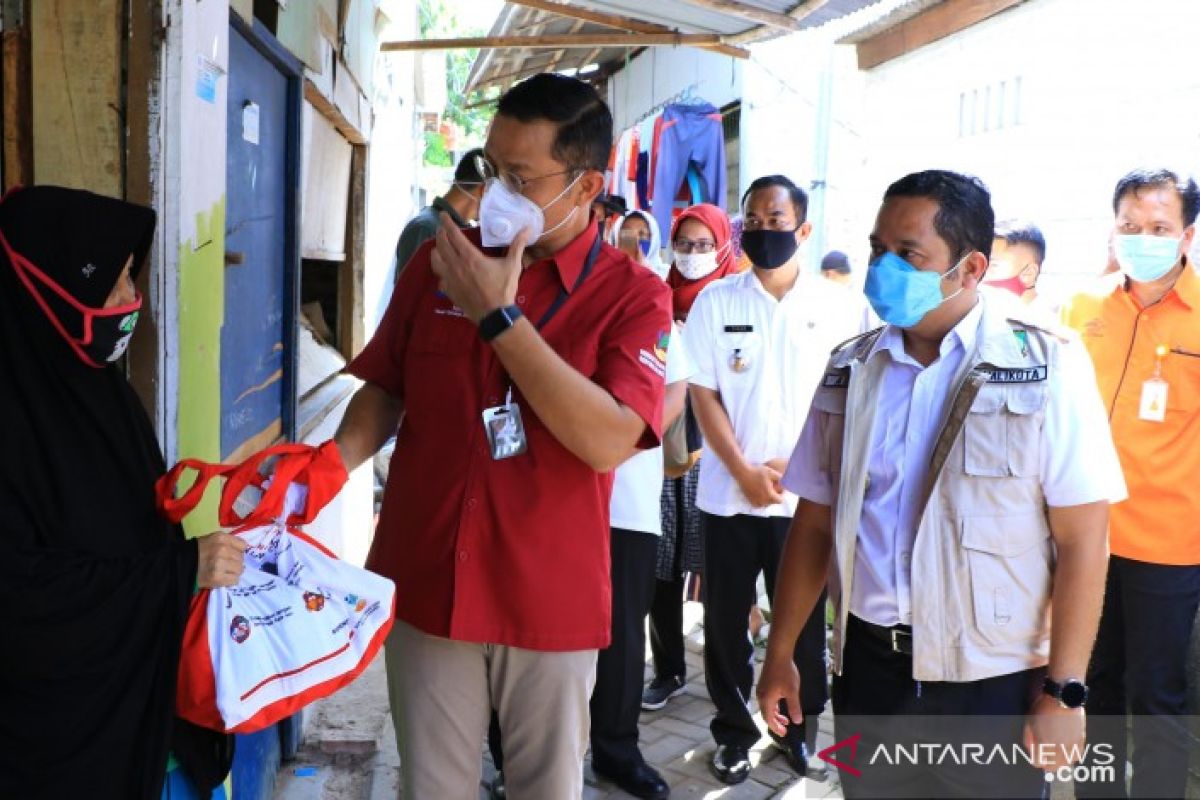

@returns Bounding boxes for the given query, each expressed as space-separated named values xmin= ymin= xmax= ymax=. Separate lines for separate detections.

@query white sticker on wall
xmin=243 ymin=102 xmax=261 ymax=146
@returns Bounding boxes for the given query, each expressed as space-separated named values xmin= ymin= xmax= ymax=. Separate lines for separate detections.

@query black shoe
xmin=488 ymin=771 xmax=505 ymax=799
xmin=641 ymin=675 xmax=686 ymax=711
xmin=593 ymin=760 xmax=670 ymax=800
xmin=710 ymin=745 xmax=751 ymax=785
xmin=769 ymin=729 xmax=810 ymax=775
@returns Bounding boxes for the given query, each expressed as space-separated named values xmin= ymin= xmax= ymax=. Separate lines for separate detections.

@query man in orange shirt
xmin=1061 ymin=168 xmax=1200 ymax=799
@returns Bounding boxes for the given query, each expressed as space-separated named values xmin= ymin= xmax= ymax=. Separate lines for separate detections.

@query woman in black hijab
xmin=0 ymin=186 xmax=245 ymax=799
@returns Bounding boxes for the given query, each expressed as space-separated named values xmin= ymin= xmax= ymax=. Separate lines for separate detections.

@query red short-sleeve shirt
xmin=348 ymin=220 xmax=672 ymax=651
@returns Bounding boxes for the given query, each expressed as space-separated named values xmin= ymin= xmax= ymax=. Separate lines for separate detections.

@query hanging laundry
xmin=650 ymin=102 xmax=727 ymax=239
xmin=607 ymin=127 xmax=641 ymax=209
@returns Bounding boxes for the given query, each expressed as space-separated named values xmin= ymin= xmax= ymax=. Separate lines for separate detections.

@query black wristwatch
xmin=1043 ymin=677 xmax=1088 ymax=709
xmin=478 ymin=304 xmax=523 ymax=343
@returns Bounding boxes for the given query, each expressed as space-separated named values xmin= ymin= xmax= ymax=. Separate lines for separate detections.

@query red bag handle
xmin=155 ymin=459 xmax=238 ymax=523
xmin=218 ymin=444 xmax=314 ymax=529
xmin=156 ymin=441 xmax=348 ymax=528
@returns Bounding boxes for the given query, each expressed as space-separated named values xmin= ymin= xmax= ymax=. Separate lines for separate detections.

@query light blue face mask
xmin=865 ymin=251 xmax=966 ymax=328
xmin=1113 ymin=234 xmax=1182 ymax=283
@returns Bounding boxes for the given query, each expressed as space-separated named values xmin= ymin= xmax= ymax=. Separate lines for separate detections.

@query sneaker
xmin=641 ymin=675 xmax=686 ymax=711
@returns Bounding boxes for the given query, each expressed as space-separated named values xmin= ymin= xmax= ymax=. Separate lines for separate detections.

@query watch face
xmin=1060 ymin=680 xmax=1088 ymax=708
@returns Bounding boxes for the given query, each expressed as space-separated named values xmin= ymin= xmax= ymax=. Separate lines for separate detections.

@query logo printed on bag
xmin=303 ymin=592 xmax=325 ymax=612
xmin=231 ymin=615 xmax=252 ymax=644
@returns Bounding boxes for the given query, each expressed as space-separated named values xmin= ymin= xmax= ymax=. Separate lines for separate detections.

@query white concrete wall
xmin=605 ymin=45 xmax=742 ymax=134
xmin=850 ymin=0 xmax=1200 ymax=304
xmin=366 ymin=6 xmax=421 ymax=333
xmin=742 ymin=30 xmax=866 ymax=276
xmin=302 ymin=393 xmax=374 ymax=567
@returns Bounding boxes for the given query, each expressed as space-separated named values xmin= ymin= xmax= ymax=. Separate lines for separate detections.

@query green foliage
xmin=423 ymin=130 xmax=452 ymax=166
xmin=417 ymin=0 xmax=494 ymax=164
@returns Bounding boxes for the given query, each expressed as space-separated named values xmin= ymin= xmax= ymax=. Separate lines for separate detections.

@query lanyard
xmin=496 ymin=232 xmax=602 ymax=404
xmin=533 ymin=232 xmax=602 ymax=331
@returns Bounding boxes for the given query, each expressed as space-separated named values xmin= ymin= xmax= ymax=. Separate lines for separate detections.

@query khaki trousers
xmin=384 ymin=620 xmax=598 ymax=799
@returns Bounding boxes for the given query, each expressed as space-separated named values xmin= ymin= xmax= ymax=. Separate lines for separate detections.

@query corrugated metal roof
xmin=836 ymin=0 xmax=946 ymax=43
xmin=568 ymin=0 xmax=797 ymax=36
xmin=463 ymin=0 xmax=882 ymax=96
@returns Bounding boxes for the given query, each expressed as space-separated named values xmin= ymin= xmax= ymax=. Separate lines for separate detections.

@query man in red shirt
xmin=333 ymin=73 xmax=672 ymax=798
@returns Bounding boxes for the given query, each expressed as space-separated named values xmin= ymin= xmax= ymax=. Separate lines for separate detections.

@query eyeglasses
xmin=475 ymin=154 xmax=577 ymax=196
xmin=742 ymin=219 xmax=797 ymax=232
xmin=673 ymin=238 xmax=717 ymax=254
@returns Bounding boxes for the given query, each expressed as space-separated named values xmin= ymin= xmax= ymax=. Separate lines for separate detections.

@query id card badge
xmin=482 ymin=389 xmax=528 ymax=460
xmin=1139 ymin=377 xmax=1168 ymax=423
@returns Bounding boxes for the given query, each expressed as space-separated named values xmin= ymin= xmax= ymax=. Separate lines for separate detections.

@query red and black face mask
xmin=0 ymin=226 xmax=142 ymax=368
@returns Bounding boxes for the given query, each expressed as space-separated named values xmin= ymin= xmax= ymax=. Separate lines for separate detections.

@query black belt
xmin=849 ymin=614 xmax=913 ymax=656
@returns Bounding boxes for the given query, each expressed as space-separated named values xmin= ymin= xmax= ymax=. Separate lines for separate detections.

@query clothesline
xmin=630 ymin=83 xmax=703 ymax=127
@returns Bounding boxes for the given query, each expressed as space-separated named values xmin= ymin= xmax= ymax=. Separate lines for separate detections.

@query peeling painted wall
xmin=165 ymin=0 xmax=230 ymax=535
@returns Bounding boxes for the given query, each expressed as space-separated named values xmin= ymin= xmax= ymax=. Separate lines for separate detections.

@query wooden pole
xmin=1 ymin=0 xmax=32 ymax=189
xmin=381 ymin=33 xmax=730 ymax=52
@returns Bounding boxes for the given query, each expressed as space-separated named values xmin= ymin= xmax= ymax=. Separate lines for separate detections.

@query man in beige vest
xmin=757 ymin=170 xmax=1127 ymax=798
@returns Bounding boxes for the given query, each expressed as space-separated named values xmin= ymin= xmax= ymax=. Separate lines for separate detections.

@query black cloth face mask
xmin=741 ymin=228 xmax=800 ymax=270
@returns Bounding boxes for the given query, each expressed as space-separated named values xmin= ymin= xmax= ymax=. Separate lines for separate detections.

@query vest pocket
xmin=960 ymin=513 xmax=1053 ymax=646
xmin=963 ymin=385 xmax=1046 ymax=478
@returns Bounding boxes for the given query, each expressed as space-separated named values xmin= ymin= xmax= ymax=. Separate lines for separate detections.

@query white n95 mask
xmin=479 ymin=174 xmax=582 ymax=248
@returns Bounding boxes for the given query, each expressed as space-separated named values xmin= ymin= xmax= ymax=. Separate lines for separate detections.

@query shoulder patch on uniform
xmin=829 ymin=326 xmax=885 ymax=358
xmin=988 ymin=365 xmax=1048 ymax=383
xmin=821 ymin=367 xmax=850 ymax=389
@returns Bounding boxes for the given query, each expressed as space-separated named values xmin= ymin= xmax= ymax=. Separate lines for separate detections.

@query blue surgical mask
xmin=865 ymin=252 xmax=966 ymax=328
xmin=1113 ymin=234 xmax=1182 ymax=283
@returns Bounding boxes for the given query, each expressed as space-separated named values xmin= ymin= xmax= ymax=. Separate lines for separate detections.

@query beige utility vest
xmin=816 ymin=302 xmax=1061 ymax=682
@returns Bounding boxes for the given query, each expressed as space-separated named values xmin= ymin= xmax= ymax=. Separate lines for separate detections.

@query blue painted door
xmin=222 ymin=24 xmax=290 ymax=459
xmin=223 ymin=19 xmax=301 ymax=800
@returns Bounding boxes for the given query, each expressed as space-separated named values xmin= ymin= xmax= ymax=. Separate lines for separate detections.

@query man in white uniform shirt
xmin=758 ymin=170 xmax=1127 ymax=798
xmin=685 ymin=175 xmax=863 ymax=785
xmin=588 ymin=319 xmax=692 ymax=800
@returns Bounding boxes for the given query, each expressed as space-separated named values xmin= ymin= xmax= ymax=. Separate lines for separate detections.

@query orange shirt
xmin=1061 ymin=264 xmax=1200 ymax=565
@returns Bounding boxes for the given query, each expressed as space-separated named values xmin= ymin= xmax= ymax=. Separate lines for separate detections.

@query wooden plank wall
xmin=301 ymin=101 xmax=353 ymax=261
xmin=30 ymin=0 xmax=123 ymax=195
xmin=338 ymin=145 xmax=366 ymax=361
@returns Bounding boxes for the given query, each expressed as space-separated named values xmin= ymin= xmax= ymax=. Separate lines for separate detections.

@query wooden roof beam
xmin=545 ymin=18 xmax=587 ymax=75
xmin=675 ymin=0 xmax=804 ymax=31
xmin=503 ymin=0 xmax=673 ymax=35
xmin=727 ymin=0 xmax=832 ymax=46
xmin=382 ymin=33 xmax=738 ymax=52
xmin=503 ymin=0 xmax=749 ymax=58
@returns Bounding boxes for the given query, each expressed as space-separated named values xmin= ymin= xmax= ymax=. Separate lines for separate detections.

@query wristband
xmin=478 ymin=304 xmax=523 ymax=343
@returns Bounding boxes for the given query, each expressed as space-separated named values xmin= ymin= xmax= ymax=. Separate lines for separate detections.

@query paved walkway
xmin=567 ymin=601 xmax=842 ymax=800
xmin=278 ymin=601 xmax=843 ymax=799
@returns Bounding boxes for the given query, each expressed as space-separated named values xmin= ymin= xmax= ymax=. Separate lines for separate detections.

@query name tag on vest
xmin=988 ymin=366 xmax=1047 ymax=384
xmin=724 ymin=324 xmax=754 ymax=333
xmin=821 ymin=368 xmax=850 ymax=388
